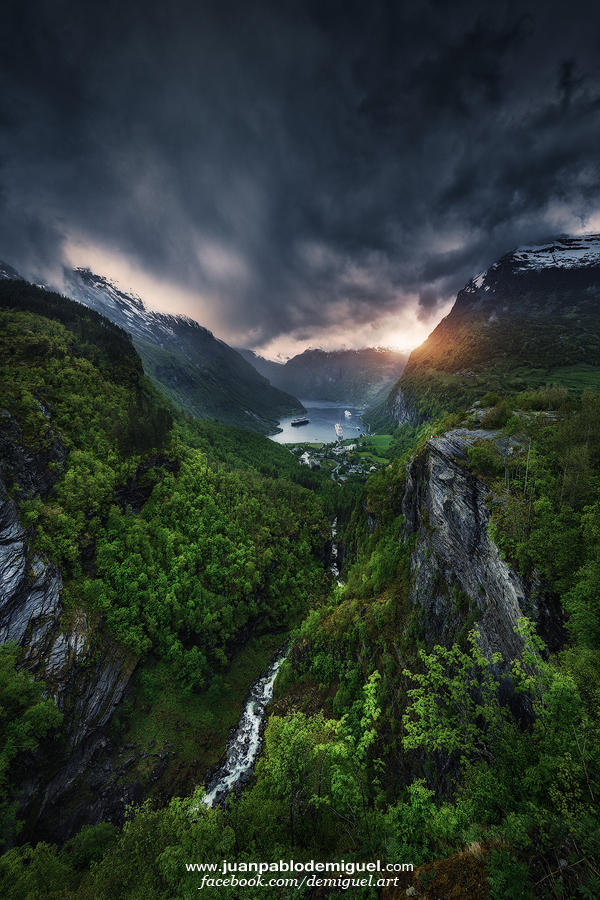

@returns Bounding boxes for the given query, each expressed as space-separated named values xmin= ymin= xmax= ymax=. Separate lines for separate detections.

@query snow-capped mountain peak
xmin=64 ymin=267 xmax=215 ymax=348
xmin=508 ymin=234 xmax=600 ymax=271
xmin=460 ymin=234 xmax=600 ymax=303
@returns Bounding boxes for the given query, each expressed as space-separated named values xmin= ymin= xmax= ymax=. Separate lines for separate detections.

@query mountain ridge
xmin=240 ymin=345 xmax=409 ymax=405
xmin=373 ymin=233 xmax=600 ymax=428
xmin=0 ymin=262 xmax=304 ymax=434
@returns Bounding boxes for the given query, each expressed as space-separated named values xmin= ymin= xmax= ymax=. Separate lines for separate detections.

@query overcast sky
xmin=1 ymin=0 xmax=599 ymax=357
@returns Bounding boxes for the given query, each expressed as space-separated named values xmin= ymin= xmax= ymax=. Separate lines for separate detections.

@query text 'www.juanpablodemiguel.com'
xmin=185 ymin=859 xmax=414 ymax=891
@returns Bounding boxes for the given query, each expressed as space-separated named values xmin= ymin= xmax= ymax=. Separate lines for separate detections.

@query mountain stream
xmin=202 ymin=517 xmax=342 ymax=807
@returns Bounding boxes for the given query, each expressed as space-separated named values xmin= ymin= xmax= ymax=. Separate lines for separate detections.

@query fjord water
xmin=270 ymin=399 xmax=366 ymax=443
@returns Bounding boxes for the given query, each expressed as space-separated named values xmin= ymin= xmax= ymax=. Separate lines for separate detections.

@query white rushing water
xmin=330 ymin=516 xmax=343 ymax=586
xmin=202 ymin=650 xmax=287 ymax=807
xmin=202 ymin=519 xmax=343 ymax=808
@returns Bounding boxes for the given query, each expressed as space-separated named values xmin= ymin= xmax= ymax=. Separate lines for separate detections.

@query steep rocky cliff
xmin=402 ymin=428 xmax=561 ymax=666
xmin=390 ymin=386 xmax=421 ymax=427
xmin=0 ymin=411 xmax=138 ymax=840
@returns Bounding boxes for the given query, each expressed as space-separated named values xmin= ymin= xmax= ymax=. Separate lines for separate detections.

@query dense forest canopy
xmin=1 ymin=280 xmax=600 ymax=898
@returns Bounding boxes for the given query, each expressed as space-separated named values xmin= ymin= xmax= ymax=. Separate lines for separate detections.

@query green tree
xmin=0 ymin=645 xmax=63 ymax=846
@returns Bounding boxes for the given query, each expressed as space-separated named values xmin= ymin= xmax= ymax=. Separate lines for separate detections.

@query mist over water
xmin=270 ymin=400 xmax=366 ymax=444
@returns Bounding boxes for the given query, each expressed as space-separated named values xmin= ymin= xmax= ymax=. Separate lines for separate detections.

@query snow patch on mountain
xmin=463 ymin=271 xmax=488 ymax=294
xmin=460 ymin=234 xmax=600 ymax=303
xmin=63 ymin=268 xmax=214 ymax=348
xmin=0 ymin=261 xmax=23 ymax=281
xmin=509 ymin=235 xmax=600 ymax=271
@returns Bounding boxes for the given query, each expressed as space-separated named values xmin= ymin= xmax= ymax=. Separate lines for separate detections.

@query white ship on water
xmin=335 ymin=423 xmax=344 ymax=440
xmin=344 ymin=409 xmax=352 ymax=418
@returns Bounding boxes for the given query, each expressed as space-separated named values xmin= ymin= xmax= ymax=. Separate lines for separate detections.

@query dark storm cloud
xmin=1 ymin=0 xmax=600 ymax=348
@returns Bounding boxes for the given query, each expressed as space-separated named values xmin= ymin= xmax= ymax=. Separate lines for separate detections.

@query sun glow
xmin=254 ymin=301 xmax=451 ymax=361
xmin=63 ymin=237 xmax=224 ymax=330
xmin=63 ymin=236 xmax=451 ymax=359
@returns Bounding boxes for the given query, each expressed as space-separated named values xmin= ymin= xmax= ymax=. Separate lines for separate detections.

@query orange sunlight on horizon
xmin=64 ymin=237 xmax=451 ymax=362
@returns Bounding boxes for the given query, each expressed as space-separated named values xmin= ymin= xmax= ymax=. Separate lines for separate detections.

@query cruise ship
xmin=335 ymin=423 xmax=344 ymax=439
xmin=344 ymin=409 xmax=352 ymax=418
xmin=291 ymin=416 xmax=310 ymax=426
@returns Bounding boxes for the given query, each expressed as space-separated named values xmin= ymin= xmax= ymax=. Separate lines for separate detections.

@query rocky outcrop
xmin=43 ymin=618 xmax=137 ymax=747
xmin=390 ymin=386 xmax=420 ymax=427
xmin=0 ymin=408 xmax=67 ymax=499
xmin=0 ymin=403 xmax=139 ymax=839
xmin=0 ymin=404 xmax=137 ymax=748
xmin=402 ymin=428 xmax=559 ymax=665
xmin=0 ymin=480 xmax=63 ymax=666
xmin=33 ymin=734 xmax=175 ymax=844
xmin=0 ymin=476 xmax=138 ymax=834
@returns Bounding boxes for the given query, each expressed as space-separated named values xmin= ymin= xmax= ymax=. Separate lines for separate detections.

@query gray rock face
xmin=0 ymin=478 xmax=135 ymax=748
xmin=45 ymin=613 xmax=136 ymax=748
xmin=402 ymin=429 xmax=546 ymax=665
xmin=0 ymin=399 xmax=143 ymax=840
xmin=0 ymin=481 xmax=63 ymax=666
xmin=0 ymin=472 xmax=137 ymax=840
xmin=390 ymin=386 xmax=419 ymax=427
xmin=0 ymin=409 xmax=67 ymax=499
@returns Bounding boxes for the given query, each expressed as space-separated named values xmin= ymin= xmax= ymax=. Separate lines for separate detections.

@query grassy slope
xmin=135 ymin=336 xmax=302 ymax=435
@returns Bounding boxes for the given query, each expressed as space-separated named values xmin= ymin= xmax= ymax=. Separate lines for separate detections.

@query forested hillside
xmin=63 ymin=267 xmax=305 ymax=434
xmin=4 ymin=386 xmax=599 ymax=898
xmin=0 ymin=263 xmax=305 ymax=434
xmin=0 ymin=281 xmax=334 ymax=850
xmin=1 ymin=272 xmax=600 ymax=899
